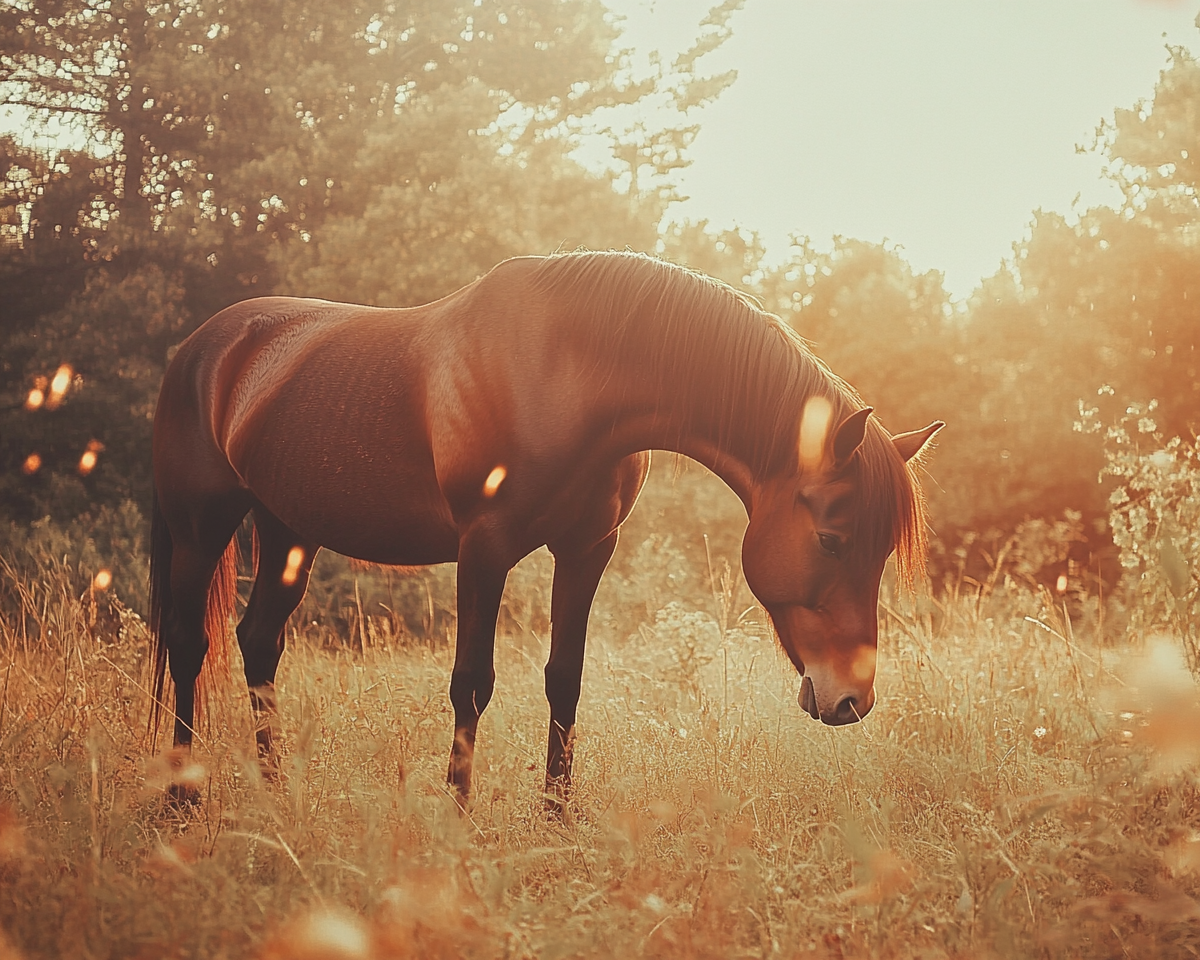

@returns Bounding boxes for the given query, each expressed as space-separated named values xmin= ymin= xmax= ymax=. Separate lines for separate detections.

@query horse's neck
xmin=598 ymin=339 xmax=782 ymax=510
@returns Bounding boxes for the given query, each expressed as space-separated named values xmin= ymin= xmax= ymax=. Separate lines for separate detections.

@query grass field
xmin=1 ymin=470 xmax=1198 ymax=959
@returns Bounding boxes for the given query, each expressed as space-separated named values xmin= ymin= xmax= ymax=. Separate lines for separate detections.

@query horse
xmin=148 ymin=250 xmax=942 ymax=805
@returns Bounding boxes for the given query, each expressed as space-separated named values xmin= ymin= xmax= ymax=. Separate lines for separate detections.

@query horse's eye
xmin=817 ymin=533 xmax=842 ymax=558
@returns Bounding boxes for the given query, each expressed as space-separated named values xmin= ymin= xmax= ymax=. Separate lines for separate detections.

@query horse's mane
xmin=527 ymin=250 xmax=928 ymax=583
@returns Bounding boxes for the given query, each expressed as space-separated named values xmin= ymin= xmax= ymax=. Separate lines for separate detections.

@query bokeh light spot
xmin=46 ymin=364 xmax=73 ymax=409
xmin=282 ymin=546 xmax=305 ymax=586
xmin=798 ymin=396 xmax=833 ymax=471
xmin=483 ymin=465 xmax=507 ymax=497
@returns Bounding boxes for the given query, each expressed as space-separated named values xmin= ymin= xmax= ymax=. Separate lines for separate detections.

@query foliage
xmin=0 ymin=500 xmax=148 ymax=620
xmin=926 ymin=38 xmax=1200 ymax=548
xmin=4 ymin=3 xmax=1200 ymax=576
xmin=1 ymin=0 xmax=740 ymax=523
xmin=1092 ymin=401 xmax=1200 ymax=670
xmin=756 ymin=236 xmax=955 ymax=458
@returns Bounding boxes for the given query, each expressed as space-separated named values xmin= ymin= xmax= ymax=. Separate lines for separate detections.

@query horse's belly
xmin=294 ymin=508 xmax=460 ymax=566
xmin=232 ymin=401 xmax=459 ymax=564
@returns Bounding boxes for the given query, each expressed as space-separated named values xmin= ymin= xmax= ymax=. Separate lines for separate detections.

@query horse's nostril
xmin=834 ymin=696 xmax=859 ymax=724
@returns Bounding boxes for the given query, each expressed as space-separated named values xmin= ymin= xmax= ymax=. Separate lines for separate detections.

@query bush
xmin=1091 ymin=400 xmax=1199 ymax=669
xmin=0 ymin=501 xmax=149 ymax=623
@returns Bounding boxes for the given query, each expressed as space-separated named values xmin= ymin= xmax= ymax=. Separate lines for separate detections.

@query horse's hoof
xmin=543 ymin=779 xmax=573 ymax=822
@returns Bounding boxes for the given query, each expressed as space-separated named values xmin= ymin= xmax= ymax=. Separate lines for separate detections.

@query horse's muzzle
xmin=798 ymin=673 xmax=874 ymax=725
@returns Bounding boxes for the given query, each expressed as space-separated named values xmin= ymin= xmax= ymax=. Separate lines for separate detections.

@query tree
xmin=757 ymin=237 xmax=955 ymax=435
xmin=939 ymin=35 xmax=1200 ymax=545
xmin=1 ymin=0 xmax=741 ymax=521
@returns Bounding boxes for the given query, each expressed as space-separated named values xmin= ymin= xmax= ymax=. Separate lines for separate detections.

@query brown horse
xmin=149 ymin=250 xmax=941 ymax=804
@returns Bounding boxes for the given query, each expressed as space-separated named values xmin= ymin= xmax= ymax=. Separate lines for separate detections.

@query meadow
xmin=0 ymin=465 xmax=1198 ymax=960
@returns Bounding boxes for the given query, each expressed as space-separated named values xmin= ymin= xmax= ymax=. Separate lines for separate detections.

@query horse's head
xmin=742 ymin=401 xmax=942 ymax=725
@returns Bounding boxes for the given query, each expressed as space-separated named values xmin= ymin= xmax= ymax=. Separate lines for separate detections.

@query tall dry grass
xmin=0 ymin=472 xmax=1198 ymax=959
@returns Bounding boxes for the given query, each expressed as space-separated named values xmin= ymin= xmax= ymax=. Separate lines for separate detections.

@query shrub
xmin=1089 ymin=400 xmax=1199 ymax=669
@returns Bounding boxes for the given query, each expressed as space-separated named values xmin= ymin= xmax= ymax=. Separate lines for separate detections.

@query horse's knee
xmin=165 ymin=630 xmax=208 ymax=685
xmin=544 ymin=664 xmax=582 ymax=712
xmin=237 ymin=620 xmax=285 ymax=688
xmin=450 ymin=667 xmax=496 ymax=720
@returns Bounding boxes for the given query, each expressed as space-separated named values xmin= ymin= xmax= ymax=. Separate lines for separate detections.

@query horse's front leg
xmin=544 ymin=529 xmax=619 ymax=812
xmin=447 ymin=535 xmax=508 ymax=803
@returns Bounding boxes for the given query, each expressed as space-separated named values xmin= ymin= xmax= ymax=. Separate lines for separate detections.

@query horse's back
xmin=156 ymin=296 xmax=463 ymax=560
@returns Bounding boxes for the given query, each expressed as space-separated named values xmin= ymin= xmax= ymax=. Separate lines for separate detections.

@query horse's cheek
xmin=741 ymin=519 xmax=814 ymax=605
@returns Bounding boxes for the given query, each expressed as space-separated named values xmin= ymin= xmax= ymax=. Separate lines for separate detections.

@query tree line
xmin=3 ymin=0 xmax=1198 ymax=584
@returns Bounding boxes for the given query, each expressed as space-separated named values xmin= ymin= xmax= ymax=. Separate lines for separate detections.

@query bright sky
xmin=607 ymin=0 xmax=1200 ymax=298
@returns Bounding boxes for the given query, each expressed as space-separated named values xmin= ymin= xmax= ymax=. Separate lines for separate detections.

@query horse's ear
xmin=892 ymin=421 xmax=944 ymax=462
xmin=832 ymin=407 xmax=873 ymax=466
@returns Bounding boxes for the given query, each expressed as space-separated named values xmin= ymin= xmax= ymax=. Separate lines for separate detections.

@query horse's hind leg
xmin=236 ymin=505 xmax=318 ymax=775
xmin=157 ymin=493 xmax=250 ymax=799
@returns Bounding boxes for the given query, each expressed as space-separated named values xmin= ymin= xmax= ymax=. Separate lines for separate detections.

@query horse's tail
xmin=149 ymin=490 xmax=240 ymax=747
xmin=199 ymin=532 xmax=240 ymax=717
xmin=149 ymin=488 xmax=173 ymax=747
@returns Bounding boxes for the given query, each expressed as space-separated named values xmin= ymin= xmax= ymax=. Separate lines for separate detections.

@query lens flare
xmin=282 ymin=546 xmax=305 ymax=586
xmin=46 ymin=364 xmax=73 ymax=409
xmin=92 ymin=569 xmax=112 ymax=591
xmin=850 ymin=644 xmax=878 ymax=685
xmin=483 ymin=465 xmax=507 ymax=497
xmin=25 ymin=388 xmax=44 ymax=410
xmin=798 ymin=396 xmax=833 ymax=471
xmin=78 ymin=439 xmax=104 ymax=476
xmin=21 ymin=453 xmax=41 ymax=475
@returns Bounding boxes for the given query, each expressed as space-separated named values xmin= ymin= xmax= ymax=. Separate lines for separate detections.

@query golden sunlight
xmin=91 ymin=569 xmax=112 ymax=591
